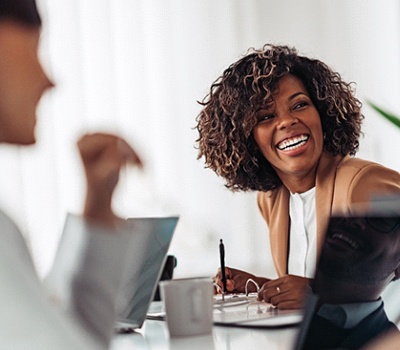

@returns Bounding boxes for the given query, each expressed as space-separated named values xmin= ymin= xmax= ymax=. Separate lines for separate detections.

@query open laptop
xmin=293 ymin=211 xmax=400 ymax=349
xmin=114 ymin=216 xmax=179 ymax=332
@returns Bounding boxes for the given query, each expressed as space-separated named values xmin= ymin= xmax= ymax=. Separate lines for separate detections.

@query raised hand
xmin=77 ymin=133 xmax=142 ymax=226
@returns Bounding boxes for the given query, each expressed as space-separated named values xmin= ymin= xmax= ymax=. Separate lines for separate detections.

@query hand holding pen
xmin=213 ymin=265 xmax=266 ymax=295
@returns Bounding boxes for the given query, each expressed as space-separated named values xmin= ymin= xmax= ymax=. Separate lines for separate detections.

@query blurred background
xmin=1 ymin=0 xmax=399 ymax=280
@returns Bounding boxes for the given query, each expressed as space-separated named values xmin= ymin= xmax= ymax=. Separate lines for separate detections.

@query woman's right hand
xmin=213 ymin=267 xmax=269 ymax=294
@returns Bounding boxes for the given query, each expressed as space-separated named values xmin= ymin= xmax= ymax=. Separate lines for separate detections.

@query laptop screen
xmin=115 ymin=216 xmax=179 ymax=329
xmin=294 ymin=213 xmax=400 ymax=350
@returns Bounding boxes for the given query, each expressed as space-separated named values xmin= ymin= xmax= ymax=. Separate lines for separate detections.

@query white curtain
xmin=1 ymin=0 xmax=399 ymax=279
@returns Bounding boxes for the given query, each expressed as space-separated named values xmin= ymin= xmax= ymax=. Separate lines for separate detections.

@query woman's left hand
xmin=257 ymin=275 xmax=312 ymax=310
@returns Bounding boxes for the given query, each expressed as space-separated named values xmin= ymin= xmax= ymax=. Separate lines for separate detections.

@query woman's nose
xmin=277 ymin=111 xmax=298 ymax=129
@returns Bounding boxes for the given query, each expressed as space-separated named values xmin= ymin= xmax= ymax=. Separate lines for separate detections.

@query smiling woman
xmin=197 ymin=44 xmax=400 ymax=310
xmin=196 ymin=45 xmax=364 ymax=194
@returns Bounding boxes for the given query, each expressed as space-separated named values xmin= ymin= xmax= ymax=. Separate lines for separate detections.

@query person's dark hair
xmin=0 ymin=0 xmax=41 ymax=27
xmin=196 ymin=44 xmax=364 ymax=192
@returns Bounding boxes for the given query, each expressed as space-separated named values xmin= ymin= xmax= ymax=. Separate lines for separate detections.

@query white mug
xmin=160 ymin=277 xmax=213 ymax=337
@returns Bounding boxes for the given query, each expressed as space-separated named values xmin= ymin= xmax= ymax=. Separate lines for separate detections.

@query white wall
xmin=1 ymin=0 xmax=398 ymax=279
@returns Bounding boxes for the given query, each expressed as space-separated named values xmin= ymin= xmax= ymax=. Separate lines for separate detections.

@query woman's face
xmin=252 ymin=74 xmax=323 ymax=192
xmin=0 ymin=21 xmax=53 ymax=145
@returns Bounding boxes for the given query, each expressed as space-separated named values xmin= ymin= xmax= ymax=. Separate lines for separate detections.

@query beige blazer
xmin=257 ymin=152 xmax=400 ymax=277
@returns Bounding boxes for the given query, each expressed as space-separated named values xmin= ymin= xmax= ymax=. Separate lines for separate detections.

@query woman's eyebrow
xmin=288 ymin=92 xmax=308 ymax=101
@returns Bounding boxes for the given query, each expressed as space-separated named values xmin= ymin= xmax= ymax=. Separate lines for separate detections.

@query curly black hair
xmin=196 ymin=44 xmax=364 ymax=192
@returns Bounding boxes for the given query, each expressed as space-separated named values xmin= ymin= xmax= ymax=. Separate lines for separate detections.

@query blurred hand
xmin=78 ymin=133 xmax=142 ymax=226
xmin=213 ymin=267 xmax=269 ymax=294
xmin=257 ymin=275 xmax=312 ymax=310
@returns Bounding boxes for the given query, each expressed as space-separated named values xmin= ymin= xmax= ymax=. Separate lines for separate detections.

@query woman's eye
xmin=258 ymin=114 xmax=275 ymax=122
xmin=293 ymin=101 xmax=308 ymax=110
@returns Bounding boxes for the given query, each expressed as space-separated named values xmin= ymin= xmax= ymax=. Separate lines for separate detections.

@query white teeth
xmin=277 ymin=135 xmax=309 ymax=151
xmin=331 ymin=233 xmax=360 ymax=249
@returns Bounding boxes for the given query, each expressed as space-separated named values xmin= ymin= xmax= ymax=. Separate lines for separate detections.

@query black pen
xmin=219 ymin=239 xmax=227 ymax=298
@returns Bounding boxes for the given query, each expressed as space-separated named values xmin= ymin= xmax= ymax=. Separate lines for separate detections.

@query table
xmin=111 ymin=319 xmax=299 ymax=350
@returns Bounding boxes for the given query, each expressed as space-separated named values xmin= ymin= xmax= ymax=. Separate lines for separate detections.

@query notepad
xmin=213 ymin=294 xmax=303 ymax=327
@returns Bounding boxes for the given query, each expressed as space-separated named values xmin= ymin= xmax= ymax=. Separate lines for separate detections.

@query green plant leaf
xmin=366 ymin=100 xmax=400 ymax=129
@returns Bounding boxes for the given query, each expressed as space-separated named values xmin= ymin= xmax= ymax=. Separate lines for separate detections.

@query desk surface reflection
xmin=111 ymin=319 xmax=298 ymax=350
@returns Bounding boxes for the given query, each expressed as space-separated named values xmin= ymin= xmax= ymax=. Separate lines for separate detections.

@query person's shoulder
xmin=335 ymin=156 xmax=400 ymax=205
xmin=337 ymin=156 xmax=399 ymax=178
xmin=257 ymin=190 xmax=271 ymax=214
xmin=339 ymin=156 xmax=390 ymax=169
xmin=0 ymin=208 xmax=24 ymax=244
xmin=257 ymin=187 xmax=284 ymax=202
xmin=0 ymin=207 xmax=37 ymax=274
xmin=256 ymin=186 xmax=288 ymax=215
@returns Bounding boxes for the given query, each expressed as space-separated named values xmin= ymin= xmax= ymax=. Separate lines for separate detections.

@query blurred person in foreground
xmin=0 ymin=0 xmax=142 ymax=348
xmin=296 ymin=213 xmax=400 ymax=349
xmin=196 ymin=44 xmax=400 ymax=309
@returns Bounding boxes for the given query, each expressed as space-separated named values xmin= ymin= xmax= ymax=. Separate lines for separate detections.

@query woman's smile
xmin=276 ymin=133 xmax=310 ymax=153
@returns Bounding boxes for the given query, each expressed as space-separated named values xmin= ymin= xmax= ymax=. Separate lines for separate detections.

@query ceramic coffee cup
xmin=160 ymin=277 xmax=213 ymax=337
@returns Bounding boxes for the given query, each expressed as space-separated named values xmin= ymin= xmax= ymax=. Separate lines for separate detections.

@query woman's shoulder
xmin=256 ymin=186 xmax=289 ymax=218
xmin=257 ymin=186 xmax=285 ymax=202
xmin=337 ymin=156 xmax=399 ymax=178
xmin=339 ymin=156 xmax=370 ymax=167
xmin=334 ymin=156 xmax=400 ymax=206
